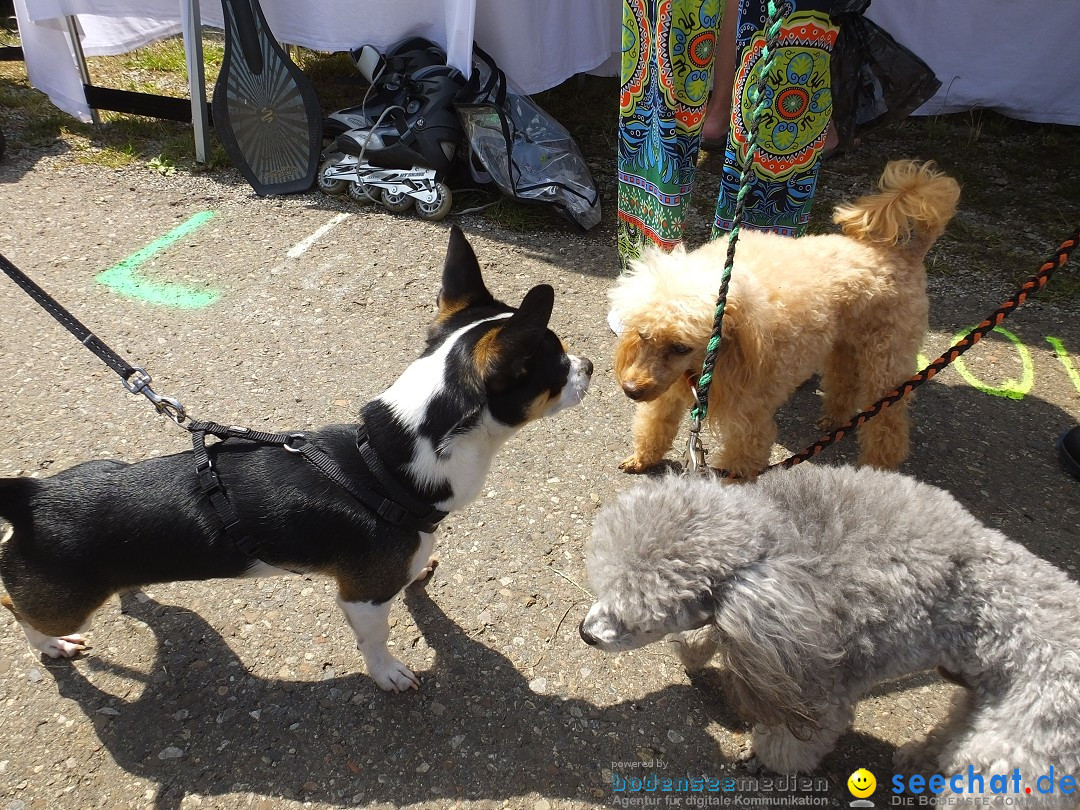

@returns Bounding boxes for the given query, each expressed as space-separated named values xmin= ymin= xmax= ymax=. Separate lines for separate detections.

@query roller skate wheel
xmin=380 ymin=189 xmax=415 ymax=213
xmin=317 ymin=158 xmax=348 ymax=196
xmin=347 ymin=181 xmax=381 ymax=204
xmin=415 ymin=182 xmax=452 ymax=221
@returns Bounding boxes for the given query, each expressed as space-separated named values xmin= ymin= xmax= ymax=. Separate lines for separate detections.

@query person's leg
xmin=701 ymin=0 xmax=740 ymax=147
xmin=617 ymin=0 xmax=724 ymax=261
xmin=712 ymin=0 xmax=839 ymax=236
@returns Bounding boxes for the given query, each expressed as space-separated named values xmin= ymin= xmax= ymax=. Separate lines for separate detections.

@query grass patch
xmin=77 ymin=139 xmax=139 ymax=168
xmin=479 ymin=198 xmax=569 ymax=232
xmin=20 ymin=114 xmax=89 ymax=148
xmin=124 ymin=38 xmax=192 ymax=75
xmin=160 ymin=129 xmax=230 ymax=171
xmin=0 ymin=81 xmax=43 ymax=109
xmin=293 ymin=49 xmax=362 ymax=115
xmin=122 ymin=37 xmax=224 ymax=76
xmin=0 ymin=32 xmax=237 ymax=171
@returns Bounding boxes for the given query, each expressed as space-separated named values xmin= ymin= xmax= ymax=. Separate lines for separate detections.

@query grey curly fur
xmin=580 ymin=464 xmax=1080 ymax=794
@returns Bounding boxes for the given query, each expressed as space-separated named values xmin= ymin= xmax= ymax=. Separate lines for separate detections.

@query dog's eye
xmin=670 ymin=343 xmax=692 ymax=355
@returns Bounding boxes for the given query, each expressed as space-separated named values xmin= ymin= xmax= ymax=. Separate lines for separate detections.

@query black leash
xmin=1 ymin=252 xmax=446 ymax=557
xmin=0 ymin=251 xmax=186 ymax=421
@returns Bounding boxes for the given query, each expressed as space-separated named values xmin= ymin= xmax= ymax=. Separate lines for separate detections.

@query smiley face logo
xmin=848 ymin=768 xmax=876 ymax=798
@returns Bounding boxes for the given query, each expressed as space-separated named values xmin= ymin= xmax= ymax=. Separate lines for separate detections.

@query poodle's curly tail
xmin=833 ymin=160 xmax=960 ymax=253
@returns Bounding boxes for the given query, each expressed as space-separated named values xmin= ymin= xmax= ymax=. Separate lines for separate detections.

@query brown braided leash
xmin=714 ymin=221 xmax=1080 ymax=480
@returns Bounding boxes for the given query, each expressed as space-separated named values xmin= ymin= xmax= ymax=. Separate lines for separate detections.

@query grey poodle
xmin=579 ymin=464 xmax=1080 ymax=792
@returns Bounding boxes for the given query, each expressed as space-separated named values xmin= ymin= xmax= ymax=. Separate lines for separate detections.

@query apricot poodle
xmin=610 ymin=160 xmax=960 ymax=478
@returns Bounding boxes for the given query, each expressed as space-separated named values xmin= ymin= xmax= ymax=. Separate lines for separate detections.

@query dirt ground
xmin=1 ymin=91 xmax=1079 ymax=810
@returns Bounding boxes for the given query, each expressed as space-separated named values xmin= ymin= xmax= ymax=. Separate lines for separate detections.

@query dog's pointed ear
xmin=481 ymin=284 xmax=555 ymax=393
xmin=438 ymin=225 xmax=495 ymax=317
xmin=504 ymin=284 xmax=554 ymax=342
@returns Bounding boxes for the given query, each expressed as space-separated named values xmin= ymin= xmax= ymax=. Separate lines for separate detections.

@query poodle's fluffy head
xmin=580 ymin=474 xmax=752 ymax=651
xmin=610 ymin=245 xmax=738 ymax=402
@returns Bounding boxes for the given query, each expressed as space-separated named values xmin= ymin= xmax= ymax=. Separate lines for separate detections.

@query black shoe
xmin=1056 ymin=425 xmax=1080 ymax=479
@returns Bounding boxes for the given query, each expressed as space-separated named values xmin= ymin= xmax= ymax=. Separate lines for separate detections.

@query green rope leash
xmin=686 ymin=0 xmax=789 ymax=472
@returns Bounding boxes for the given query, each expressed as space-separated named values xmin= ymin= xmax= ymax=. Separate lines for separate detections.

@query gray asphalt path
xmin=1 ymin=148 xmax=1078 ymax=810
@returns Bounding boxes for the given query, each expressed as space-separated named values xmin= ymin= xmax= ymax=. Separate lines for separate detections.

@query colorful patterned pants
xmin=618 ymin=0 xmax=839 ymax=256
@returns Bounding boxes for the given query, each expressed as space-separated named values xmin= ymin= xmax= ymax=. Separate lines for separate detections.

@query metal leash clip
xmin=123 ymin=367 xmax=188 ymax=426
xmin=683 ymin=418 xmax=707 ymax=476
xmin=282 ymin=433 xmax=308 ymax=453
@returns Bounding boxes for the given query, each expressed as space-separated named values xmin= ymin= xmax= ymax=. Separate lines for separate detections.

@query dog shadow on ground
xmin=687 ymin=666 xmax=902 ymax=778
xmin=766 ymin=374 xmax=1079 ymax=564
xmin=49 ymin=586 xmax=763 ymax=809
xmin=47 ymin=585 xmax=914 ymax=808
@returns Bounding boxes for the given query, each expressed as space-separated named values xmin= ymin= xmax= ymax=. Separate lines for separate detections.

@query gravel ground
xmin=0 ymin=131 xmax=1078 ymax=810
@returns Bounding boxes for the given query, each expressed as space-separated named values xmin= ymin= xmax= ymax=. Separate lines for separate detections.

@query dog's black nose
xmin=579 ymin=620 xmax=597 ymax=646
xmin=622 ymin=383 xmax=644 ymax=401
xmin=581 ymin=358 xmax=594 ymax=377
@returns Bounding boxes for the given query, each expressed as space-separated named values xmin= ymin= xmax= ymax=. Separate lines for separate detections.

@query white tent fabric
xmin=865 ymin=0 xmax=1080 ymax=127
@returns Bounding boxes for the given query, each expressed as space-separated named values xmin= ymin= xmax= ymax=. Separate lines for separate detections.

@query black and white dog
xmin=0 ymin=226 xmax=592 ymax=692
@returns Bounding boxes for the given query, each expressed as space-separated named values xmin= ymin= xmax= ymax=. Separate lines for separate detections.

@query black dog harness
xmin=189 ymin=420 xmax=448 ymax=559
xmin=0 ymin=252 xmax=447 ymax=563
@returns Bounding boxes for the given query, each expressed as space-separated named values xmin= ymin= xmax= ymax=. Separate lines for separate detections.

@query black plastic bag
xmin=830 ymin=1 xmax=941 ymax=151
xmin=454 ymin=46 xmax=601 ymax=230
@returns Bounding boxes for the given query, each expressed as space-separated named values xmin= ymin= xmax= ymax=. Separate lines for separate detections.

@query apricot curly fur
xmin=610 ymin=160 xmax=960 ymax=478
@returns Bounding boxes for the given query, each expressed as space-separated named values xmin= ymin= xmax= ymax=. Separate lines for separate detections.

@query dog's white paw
xmin=413 ymin=556 xmax=438 ymax=584
xmin=369 ymin=655 xmax=421 ymax=692
xmin=48 ymin=635 xmax=88 ymax=658
xmin=27 ymin=630 xmax=87 ymax=659
xmin=20 ymin=622 xmax=88 ymax=658
xmin=669 ymin=626 xmax=719 ymax=673
xmin=736 ymin=749 xmax=766 ymax=775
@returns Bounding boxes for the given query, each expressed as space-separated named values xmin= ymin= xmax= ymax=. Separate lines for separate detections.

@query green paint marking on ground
xmin=96 ymin=210 xmax=219 ymax=309
xmin=951 ymin=326 xmax=1034 ymax=400
xmin=1047 ymin=336 xmax=1080 ymax=397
